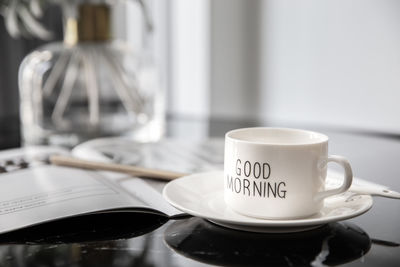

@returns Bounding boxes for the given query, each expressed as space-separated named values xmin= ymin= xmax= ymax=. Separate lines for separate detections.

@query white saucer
xmin=163 ymin=171 xmax=373 ymax=233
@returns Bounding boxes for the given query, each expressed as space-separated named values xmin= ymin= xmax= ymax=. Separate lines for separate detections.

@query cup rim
xmin=225 ymin=127 xmax=329 ymax=146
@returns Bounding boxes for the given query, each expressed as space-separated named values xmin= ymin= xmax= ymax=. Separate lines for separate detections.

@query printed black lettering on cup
xmin=236 ymin=159 xmax=241 ymax=175
xmin=253 ymin=162 xmax=261 ymax=178
xmin=235 ymin=159 xmax=271 ymax=180
xmin=244 ymin=161 xmax=251 ymax=177
xmin=226 ymin=174 xmax=287 ymax=199
xmin=229 ymin=158 xmax=285 ymax=199
xmin=263 ymin=163 xmax=271 ymax=179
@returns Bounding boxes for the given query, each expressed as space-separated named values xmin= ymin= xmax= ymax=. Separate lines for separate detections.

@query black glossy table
xmin=0 ymin=119 xmax=399 ymax=267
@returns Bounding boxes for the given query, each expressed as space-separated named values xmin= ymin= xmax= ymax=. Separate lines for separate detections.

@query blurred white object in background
xmin=19 ymin=1 xmax=164 ymax=147
xmin=0 ymin=0 xmax=53 ymax=39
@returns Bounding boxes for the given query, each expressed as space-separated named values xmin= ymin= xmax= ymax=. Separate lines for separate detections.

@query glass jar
xmin=19 ymin=2 xmax=164 ymax=147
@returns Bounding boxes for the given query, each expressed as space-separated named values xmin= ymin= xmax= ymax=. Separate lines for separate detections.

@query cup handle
xmin=314 ymin=155 xmax=353 ymax=202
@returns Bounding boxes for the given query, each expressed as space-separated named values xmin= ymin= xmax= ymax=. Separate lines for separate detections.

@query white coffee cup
xmin=224 ymin=127 xmax=353 ymax=219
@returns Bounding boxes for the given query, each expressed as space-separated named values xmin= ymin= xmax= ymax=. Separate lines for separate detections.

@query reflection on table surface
xmin=0 ymin=215 xmax=373 ymax=267
xmin=0 ymin=215 xmax=398 ymax=267
xmin=165 ymin=217 xmax=371 ymax=266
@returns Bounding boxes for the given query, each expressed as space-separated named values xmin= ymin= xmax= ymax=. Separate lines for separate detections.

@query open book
xmin=0 ymin=141 xmax=224 ymax=237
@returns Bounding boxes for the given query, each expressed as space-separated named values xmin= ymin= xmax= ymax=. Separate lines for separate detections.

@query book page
xmin=0 ymin=147 xmax=181 ymax=234
xmin=0 ymin=165 xmax=147 ymax=234
xmin=95 ymin=170 xmax=183 ymax=217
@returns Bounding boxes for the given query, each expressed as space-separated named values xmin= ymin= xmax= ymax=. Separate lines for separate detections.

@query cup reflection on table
xmin=164 ymin=217 xmax=371 ymax=267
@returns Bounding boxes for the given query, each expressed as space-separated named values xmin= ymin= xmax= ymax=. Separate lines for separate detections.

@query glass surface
xmin=0 ymin=118 xmax=399 ymax=266
xmin=0 ymin=218 xmax=374 ymax=267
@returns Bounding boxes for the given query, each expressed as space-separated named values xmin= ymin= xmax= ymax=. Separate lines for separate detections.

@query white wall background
xmin=259 ymin=0 xmax=400 ymax=133
xmin=209 ymin=0 xmax=263 ymax=122
xmin=141 ymin=0 xmax=400 ymax=134
xmin=169 ymin=0 xmax=210 ymax=119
